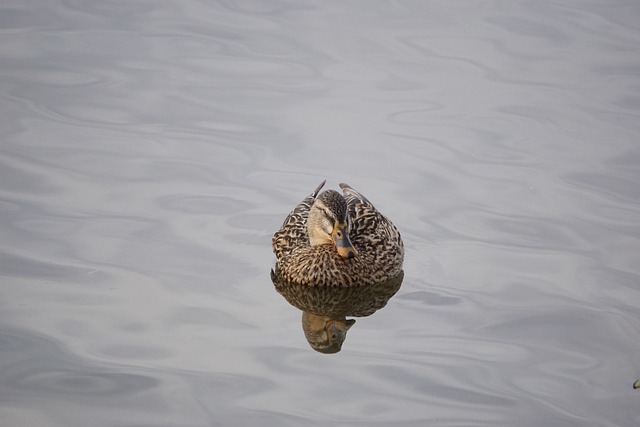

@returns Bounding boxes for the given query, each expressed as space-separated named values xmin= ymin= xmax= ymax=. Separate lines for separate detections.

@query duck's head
xmin=308 ymin=190 xmax=358 ymax=259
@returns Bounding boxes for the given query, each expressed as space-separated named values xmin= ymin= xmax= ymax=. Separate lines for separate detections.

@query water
xmin=1 ymin=0 xmax=640 ymax=425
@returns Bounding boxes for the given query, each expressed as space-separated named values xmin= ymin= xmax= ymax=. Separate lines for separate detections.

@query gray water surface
xmin=1 ymin=1 xmax=640 ymax=426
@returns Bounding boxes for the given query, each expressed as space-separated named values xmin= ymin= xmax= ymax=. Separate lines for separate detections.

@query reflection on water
xmin=271 ymin=270 xmax=403 ymax=353
xmin=301 ymin=314 xmax=355 ymax=354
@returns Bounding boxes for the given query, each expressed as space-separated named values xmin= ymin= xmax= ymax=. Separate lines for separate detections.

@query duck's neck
xmin=307 ymin=207 xmax=332 ymax=246
xmin=308 ymin=227 xmax=331 ymax=246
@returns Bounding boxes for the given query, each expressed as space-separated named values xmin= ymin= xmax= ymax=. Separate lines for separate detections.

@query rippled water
xmin=2 ymin=1 xmax=640 ymax=425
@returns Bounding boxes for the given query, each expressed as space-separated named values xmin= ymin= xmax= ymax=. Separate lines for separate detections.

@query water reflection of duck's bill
xmin=270 ymin=270 xmax=403 ymax=353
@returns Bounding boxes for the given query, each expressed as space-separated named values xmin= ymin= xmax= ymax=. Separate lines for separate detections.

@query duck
xmin=272 ymin=180 xmax=404 ymax=287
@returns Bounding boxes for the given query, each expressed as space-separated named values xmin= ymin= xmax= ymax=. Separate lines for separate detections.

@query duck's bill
xmin=332 ymin=222 xmax=358 ymax=258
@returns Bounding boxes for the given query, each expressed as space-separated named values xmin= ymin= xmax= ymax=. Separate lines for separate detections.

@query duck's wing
xmin=339 ymin=183 xmax=403 ymax=252
xmin=272 ymin=180 xmax=326 ymax=258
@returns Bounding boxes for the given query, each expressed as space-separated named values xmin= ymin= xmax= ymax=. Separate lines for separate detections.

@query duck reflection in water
xmin=302 ymin=313 xmax=355 ymax=354
xmin=271 ymin=180 xmax=404 ymax=353
xmin=271 ymin=270 xmax=404 ymax=353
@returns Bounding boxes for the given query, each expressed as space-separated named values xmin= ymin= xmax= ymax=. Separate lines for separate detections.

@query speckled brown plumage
xmin=272 ymin=181 xmax=404 ymax=287
xmin=272 ymin=269 xmax=404 ymax=316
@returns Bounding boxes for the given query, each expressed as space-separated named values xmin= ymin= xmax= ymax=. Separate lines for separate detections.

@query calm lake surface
xmin=1 ymin=1 xmax=640 ymax=425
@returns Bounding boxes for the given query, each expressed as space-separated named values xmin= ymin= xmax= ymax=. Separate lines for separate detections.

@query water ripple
xmin=2 ymin=0 xmax=640 ymax=426
xmin=0 ymin=330 xmax=159 ymax=398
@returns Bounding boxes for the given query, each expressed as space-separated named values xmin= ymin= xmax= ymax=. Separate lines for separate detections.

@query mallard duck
xmin=272 ymin=180 xmax=404 ymax=287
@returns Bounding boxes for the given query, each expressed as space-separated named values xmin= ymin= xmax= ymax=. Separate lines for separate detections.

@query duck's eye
xmin=335 ymin=230 xmax=343 ymax=238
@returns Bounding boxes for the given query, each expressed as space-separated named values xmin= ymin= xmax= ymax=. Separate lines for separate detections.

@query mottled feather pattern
xmin=272 ymin=269 xmax=404 ymax=317
xmin=272 ymin=180 xmax=326 ymax=261
xmin=273 ymin=181 xmax=404 ymax=287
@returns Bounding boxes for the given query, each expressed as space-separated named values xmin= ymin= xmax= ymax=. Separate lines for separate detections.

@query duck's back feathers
xmin=340 ymin=183 xmax=403 ymax=257
xmin=272 ymin=180 xmax=325 ymax=260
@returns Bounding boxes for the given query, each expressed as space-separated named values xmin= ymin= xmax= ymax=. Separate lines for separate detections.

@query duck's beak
xmin=332 ymin=222 xmax=358 ymax=258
